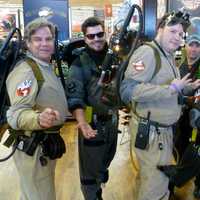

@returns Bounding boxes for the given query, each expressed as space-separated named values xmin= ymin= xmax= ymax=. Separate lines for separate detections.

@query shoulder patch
xmin=16 ymin=80 xmax=32 ymax=97
xmin=132 ymin=61 xmax=145 ymax=71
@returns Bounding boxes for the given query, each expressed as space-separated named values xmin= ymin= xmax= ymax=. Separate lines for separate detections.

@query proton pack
xmin=0 ymin=27 xmax=66 ymax=162
xmin=62 ymin=4 xmax=158 ymax=109
xmin=0 ymin=28 xmax=23 ymax=141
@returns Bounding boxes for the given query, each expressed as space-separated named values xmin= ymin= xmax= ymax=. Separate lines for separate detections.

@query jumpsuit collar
xmin=26 ymin=51 xmax=53 ymax=68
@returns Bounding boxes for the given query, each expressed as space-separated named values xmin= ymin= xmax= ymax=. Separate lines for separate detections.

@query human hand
xmin=170 ymin=73 xmax=192 ymax=93
xmin=77 ymin=122 xmax=97 ymax=139
xmin=188 ymin=79 xmax=200 ymax=90
xmin=38 ymin=108 xmax=60 ymax=128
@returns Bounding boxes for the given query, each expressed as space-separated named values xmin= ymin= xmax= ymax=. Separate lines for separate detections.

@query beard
xmin=85 ymin=42 xmax=108 ymax=65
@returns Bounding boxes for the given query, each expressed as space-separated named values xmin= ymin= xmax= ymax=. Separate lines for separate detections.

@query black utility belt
xmin=16 ymin=132 xmax=66 ymax=160
xmin=148 ymin=120 xmax=173 ymax=129
xmin=17 ymin=134 xmax=42 ymax=155
xmin=94 ymin=114 xmax=113 ymax=121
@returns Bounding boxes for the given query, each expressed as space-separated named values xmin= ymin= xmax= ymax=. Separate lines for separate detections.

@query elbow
xmin=120 ymin=84 xmax=132 ymax=105
xmin=120 ymin=78 xmax=141 ymax=105
xmin=6 ymin=114 xmax=18 ymax=130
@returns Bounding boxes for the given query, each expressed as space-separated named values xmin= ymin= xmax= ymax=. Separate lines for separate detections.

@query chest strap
xmin=25 ymin=57 xmax=44 ymax=93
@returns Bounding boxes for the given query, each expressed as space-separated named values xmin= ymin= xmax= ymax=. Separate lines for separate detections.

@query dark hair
xmin=157 ymin=11 xmax=190 ymax=31
xmin=157 ymin=13 xmax=171 ymax=29
xmin=81 ymin=17 xmax=104 ymax=35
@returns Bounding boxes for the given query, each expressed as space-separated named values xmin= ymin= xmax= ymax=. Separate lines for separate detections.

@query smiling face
xmin=157 ymin=23 xmax=184 ymax=53
xmin=84 ymin=25 xmax=106 ymax=52
xmin=26 ymin=26 xmax=54 ymax=63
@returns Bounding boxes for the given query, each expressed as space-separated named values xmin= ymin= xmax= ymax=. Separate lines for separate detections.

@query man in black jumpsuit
xmin=66 ymin=17 xmax=118 ymax=200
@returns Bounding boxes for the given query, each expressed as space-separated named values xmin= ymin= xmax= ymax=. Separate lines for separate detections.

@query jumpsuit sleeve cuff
xmin=17 ymin=110 xmax=42 ymax=130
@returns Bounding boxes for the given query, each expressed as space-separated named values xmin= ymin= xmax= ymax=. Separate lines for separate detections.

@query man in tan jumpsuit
xmin=6 ymin=18 xmax=69 ymax=200
xmin=120 ymin=11 xmax=200 ymax=200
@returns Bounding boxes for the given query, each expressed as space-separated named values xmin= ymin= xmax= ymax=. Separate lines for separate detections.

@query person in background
xmin=6 ymin=18 xmax=69 ymax=200
xmin=66 ymin=17 xmax=119 ymax=200
xmin=120 ymin=11 xmax=200 ymax=200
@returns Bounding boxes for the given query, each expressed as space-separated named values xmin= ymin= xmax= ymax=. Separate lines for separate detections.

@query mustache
xmin=91 ymin=40 xmax=105 ymax=44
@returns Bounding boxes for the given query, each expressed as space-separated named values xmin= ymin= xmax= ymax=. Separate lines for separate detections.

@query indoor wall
xmin=0 ymin=0 xmax=123 ymax=7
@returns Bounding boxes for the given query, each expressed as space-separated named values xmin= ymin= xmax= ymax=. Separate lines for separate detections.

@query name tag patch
xmin=132 ymin=61 xmax=145 ymax=71
xmin=16 ymin=80 xmax=32 ymax=97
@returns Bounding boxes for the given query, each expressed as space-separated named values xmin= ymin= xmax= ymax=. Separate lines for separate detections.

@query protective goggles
xmin=85 ymin=32 xmax=105 ymax=40
xmin=165 ymin=11 xmax=190 ymax=30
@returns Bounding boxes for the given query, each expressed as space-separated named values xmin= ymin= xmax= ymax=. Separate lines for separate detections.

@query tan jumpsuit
xmin=121 ymin=41 xmax=181 ymax=200
xmin=6 ymin=54 xmax=69 ymax=200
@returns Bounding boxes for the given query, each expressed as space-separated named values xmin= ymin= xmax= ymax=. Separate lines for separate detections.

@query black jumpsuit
xmin=66 ymin=46 xmax=118 ymax=200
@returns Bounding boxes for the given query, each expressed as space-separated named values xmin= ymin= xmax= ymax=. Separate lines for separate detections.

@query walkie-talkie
xmin=135 ymin=111 xmax=151 ymax=150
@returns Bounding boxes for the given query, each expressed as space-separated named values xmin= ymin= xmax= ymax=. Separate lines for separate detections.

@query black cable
xmin=0 ymin=140 xmax=18 ymax=162
xmin=98 ymin=4 xmax=142 ymax=86
xmin=54 ymin=27 xmax=66 ymax=90
xmin=116 ymin=4 xmax=143 ymax=100
xmin=0 ymin=28 xmax=22 ymax=162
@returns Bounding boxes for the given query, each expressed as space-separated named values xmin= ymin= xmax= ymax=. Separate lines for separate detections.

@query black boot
xmin=168 ymin=181 xmax=176 ymax=200
xmin=169 ymin=181 xmax=175 ymax=194
xmin=96 ymin=188 xmax=103 ymax=200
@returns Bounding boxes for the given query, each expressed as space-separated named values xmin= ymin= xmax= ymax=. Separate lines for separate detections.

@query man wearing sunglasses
xmin=66 ymin=17 xmax=118 ymax=200
xmin=120 ymin=11 xmax=200 ymax=200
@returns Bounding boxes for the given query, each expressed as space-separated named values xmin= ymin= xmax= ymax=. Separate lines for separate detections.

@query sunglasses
xmin=85 ymin=32 xmax=105 ymax=40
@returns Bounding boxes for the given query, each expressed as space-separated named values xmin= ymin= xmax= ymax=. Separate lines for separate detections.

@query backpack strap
xmin=144 ymin=42 xmax=161 ymax=81
xmin=3 ymin=58 xmax=45 ymax=147
xmin=25 ymin=57 xmax=44 ymax=92
xmin=131 ymin=42 xmax=161 ymax=116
